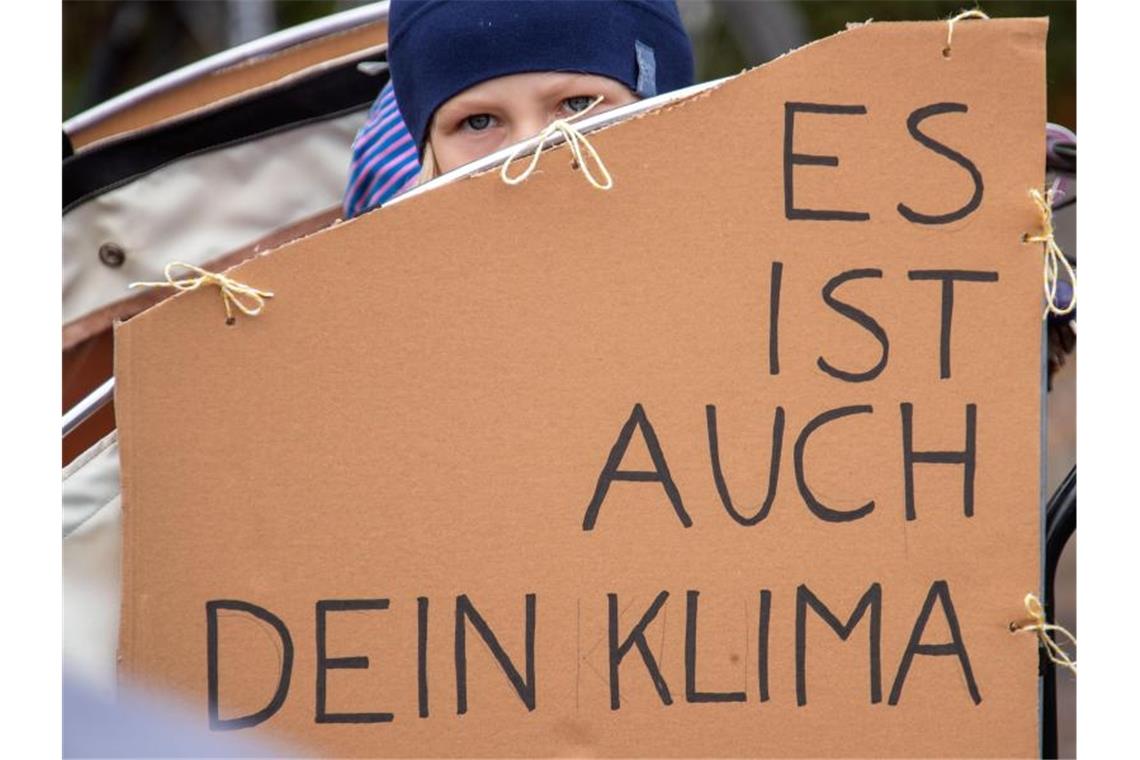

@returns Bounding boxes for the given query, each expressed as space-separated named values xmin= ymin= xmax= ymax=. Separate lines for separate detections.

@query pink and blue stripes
xmin=344 ymin=80 xmax=422 ymax=218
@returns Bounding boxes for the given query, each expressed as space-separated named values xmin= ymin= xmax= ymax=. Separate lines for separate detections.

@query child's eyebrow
xmin=436 ymin=96 xmax=503 ymax=119
xmin=435 ymin=75 xmax=609 ymax=123
xmin=536 ymin=74 xmax=607 ymax=99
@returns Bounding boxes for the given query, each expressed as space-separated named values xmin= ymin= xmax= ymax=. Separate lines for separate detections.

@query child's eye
xmin=462 ymin=113 xmax=496 ymax=131
xmin=562 ymin=96 xmax=595 ymax=114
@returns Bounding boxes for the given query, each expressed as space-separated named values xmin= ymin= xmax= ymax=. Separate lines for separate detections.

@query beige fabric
xmin=63 ymin=432 xmax=122 ymax=694
xmin=63 ymin=111 xmax=364 ymax=328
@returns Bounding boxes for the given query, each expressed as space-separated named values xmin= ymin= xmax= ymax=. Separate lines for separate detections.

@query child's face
xmin=427 ymin=72 xmax=638 ymax=174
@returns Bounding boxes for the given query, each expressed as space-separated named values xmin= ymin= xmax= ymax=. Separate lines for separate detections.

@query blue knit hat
xmin=387 ymin=0 xmax=694 ymax=155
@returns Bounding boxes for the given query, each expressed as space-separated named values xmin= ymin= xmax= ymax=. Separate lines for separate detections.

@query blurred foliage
xmin=795 ymin=1 xmax=1075 ymax=128
xmin=62 ymin=0 xmax=370 ymax=119
xmin=63 ymin=0 xmax=1074 ymax=129
xmin=274 ymin=0 xmax=341 ymax=28
xmin=689 ymin=1 xmax=1074 ymax=128
xmin=696 ymin=7 xmax=749 ymax=83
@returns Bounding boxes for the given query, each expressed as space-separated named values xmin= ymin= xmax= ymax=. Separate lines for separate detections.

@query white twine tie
xmin=501 ymin=95 xmax=614 ymax=190
xmin=130 ymin=261 xmax=274 ymax=325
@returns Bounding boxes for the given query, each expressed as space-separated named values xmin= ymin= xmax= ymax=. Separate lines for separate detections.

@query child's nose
xmin=510 ymin=115 xmax=558 ymax=145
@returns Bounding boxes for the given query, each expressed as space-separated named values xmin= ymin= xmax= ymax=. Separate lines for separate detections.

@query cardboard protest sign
xmin=115 ymin=18 xmax=1047 ymax=758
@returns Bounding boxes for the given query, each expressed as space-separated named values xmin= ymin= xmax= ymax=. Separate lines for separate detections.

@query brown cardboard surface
xmin=115 ymin=20 xmax=1047 ymax=758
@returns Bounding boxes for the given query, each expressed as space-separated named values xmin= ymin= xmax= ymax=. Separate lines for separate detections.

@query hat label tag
xmin=635 ymin=40 xmax=658 ymax=98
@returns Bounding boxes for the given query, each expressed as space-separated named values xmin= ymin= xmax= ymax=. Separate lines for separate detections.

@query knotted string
xmin=945 ymin=9 xmax=989 ymax=56
xmin=501 ymin=95 xmax=613 ymax=190
xmin=1026 ymin=187 xmax=1077 ymax=319
xmin=1010 ymin=593 xmax=1077 ymax=675
xmin=130 ymin=261 xmax=274 ymax=325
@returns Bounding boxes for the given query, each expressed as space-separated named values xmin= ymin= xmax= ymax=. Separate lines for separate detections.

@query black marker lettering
xmin=907 ymin=270 xmax=999 ymax=379
xmin=769 ymin=261 xmax=784 ymax=375
xmin=784 ymin=102 xmax=871 ymax=222
xmin=889 ymin=580 xmax=982 ymax=705
xmin=417 ymin=596 xmax=429 ymax=719
xmin=795 ymin=584 xmax=882 ymax=706
xmin=897 ymin=103 xmax=984 ymax=224
xmin=608 ymin=591 xmax=673 ymax=710
xmin=582 ymin=404 xmax=692 ymax=530
xmin=818 ymin=269 xmax=889 ymax=383
xmin=206 ymin=600 xmax=294 ymax=731
xmin=901 ymin=402 xmax=977 ymax=520
xmin=707 ymin=404 xmax=784 ymax=526
xmin=454 ymin=594 xmax=536 ymax=714
xmin=758 ymin=590 xmax=772 ymax=703
xmin=315 ymin=599 xmax=393 ymax=724
xmin=794 ymin=405 xmax=876 ymax=522
xmin=685 ymin=591 xmax=746 ymax=703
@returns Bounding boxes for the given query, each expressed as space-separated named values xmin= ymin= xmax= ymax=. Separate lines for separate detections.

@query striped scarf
xmin=343 ymin=80 xmax=422 ymax=218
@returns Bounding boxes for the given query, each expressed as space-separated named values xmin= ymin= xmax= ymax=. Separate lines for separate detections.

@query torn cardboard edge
xmin=116 ymin=16 xmax=1044 ymax=334
xmin=390 ymin=15 xmax=966 ymax=205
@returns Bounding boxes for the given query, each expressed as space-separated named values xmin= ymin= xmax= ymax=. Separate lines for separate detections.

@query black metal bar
xmin=63 ymin=48 xmax=387 ymax=213
xmin=1042 ymin=466 xmax=1076 ymax=758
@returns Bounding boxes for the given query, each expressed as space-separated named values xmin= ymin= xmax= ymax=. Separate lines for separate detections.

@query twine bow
xmin=1010 ymin=593 xmax=1077 ymax=675
xmin=1026 ymin=187 xmax=1077 ymax=319
xmin=501 ymin=95 xmax=613 ymax=190
xmin=130 ymin=261 xmax=274 ymax=325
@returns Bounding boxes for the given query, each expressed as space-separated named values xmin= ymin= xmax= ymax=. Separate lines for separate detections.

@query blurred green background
xmin=63 ymin=1 xmax=1075 ymax=128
